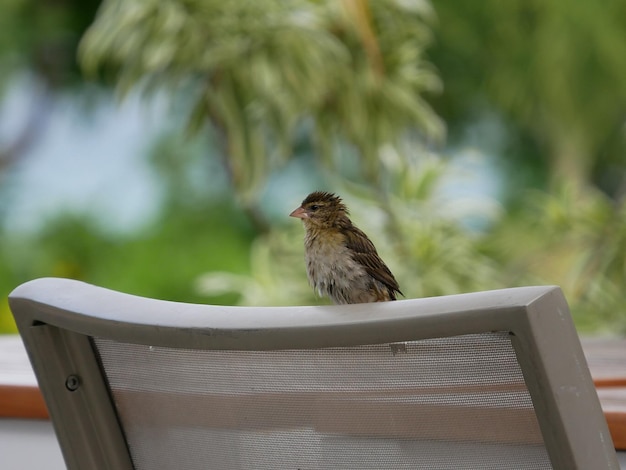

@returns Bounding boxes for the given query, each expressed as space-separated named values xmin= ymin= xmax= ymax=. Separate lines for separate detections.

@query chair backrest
xmin=9 ymin=278 xmax=618 ymax=469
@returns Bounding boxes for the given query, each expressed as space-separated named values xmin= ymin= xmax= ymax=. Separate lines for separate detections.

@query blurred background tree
xmin=429 ymin=0 xmax=626 ymax=330
xmin=79 ymin=0 xmax=443 ymax=231
xmin=0 ymin=0 xmax=101 ymax=175
xmin=430 ymin=0 xmax=626 ymax=195
xmin=1 ymin=0 xmax=625 ymax=334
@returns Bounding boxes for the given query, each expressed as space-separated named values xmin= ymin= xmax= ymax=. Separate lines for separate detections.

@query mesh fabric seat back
xmin=94 ymin=331 xmax=552 ymax=470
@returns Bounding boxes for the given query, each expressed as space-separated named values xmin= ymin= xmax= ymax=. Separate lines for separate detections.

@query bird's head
xmin=289 ymin=191 xmax=349 ymax=229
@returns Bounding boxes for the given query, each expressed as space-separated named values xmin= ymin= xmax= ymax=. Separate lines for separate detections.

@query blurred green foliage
xmin=0 ymin=0 xmax=101 ymax=91
xmin=2 ymin=0 xmax=626 ymax=335
xmin=485 ymin=186 xmax=626 ymax=332
xmin=430 ymin=0 xmax=626 ymax=194
xmin=0 ymin=201 xmax=255 ymax=333
xmin=80 ymin=0 xmax=442 ymax=227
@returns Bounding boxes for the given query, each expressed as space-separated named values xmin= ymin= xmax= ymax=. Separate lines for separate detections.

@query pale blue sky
xmin=2 ymin=77 xmax=167 ymax=234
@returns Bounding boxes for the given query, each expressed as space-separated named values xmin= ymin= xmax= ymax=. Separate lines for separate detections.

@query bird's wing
xmin=342 ymin=226 xmax=403 ymax=296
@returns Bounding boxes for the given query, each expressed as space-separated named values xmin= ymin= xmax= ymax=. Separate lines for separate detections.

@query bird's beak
xmin=289 ymin=206 xmax=308 ymax=219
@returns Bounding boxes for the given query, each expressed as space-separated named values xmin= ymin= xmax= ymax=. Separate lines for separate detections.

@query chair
xmin=9 ymin=277 xmax=619 ymax=469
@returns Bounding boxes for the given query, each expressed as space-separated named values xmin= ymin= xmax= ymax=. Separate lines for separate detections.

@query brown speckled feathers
xmin=290 ymin=191 xmax=402 ymax=304
xmin=342 ymin=226 xmax=401 ymax=299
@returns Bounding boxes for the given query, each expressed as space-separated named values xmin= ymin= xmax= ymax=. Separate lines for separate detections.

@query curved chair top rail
xmin=9 ymin=278 xmax=563 ymax=350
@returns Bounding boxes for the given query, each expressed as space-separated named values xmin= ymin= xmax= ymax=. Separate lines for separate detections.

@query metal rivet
xmin=65 ymin=374 xmax=81 ymax=392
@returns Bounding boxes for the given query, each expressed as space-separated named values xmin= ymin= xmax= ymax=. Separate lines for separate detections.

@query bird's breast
xmin=304 ymin=231 xmax=369 ymax=303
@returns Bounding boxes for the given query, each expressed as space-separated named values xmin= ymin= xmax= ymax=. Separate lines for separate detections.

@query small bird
xmin=290 ymin=191 xmax=402 ymax=304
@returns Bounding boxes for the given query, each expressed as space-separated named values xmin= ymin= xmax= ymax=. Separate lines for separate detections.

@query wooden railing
xmin=583 ymin=338 xmax=626 ymax=450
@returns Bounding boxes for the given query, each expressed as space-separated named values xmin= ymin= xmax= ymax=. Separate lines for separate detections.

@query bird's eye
xmin=309 ymin=205 xmax=320 ymax=211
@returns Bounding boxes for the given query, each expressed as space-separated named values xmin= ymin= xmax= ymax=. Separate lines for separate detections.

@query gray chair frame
xmin=9 ymin=277 xmax=619 ymax=469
